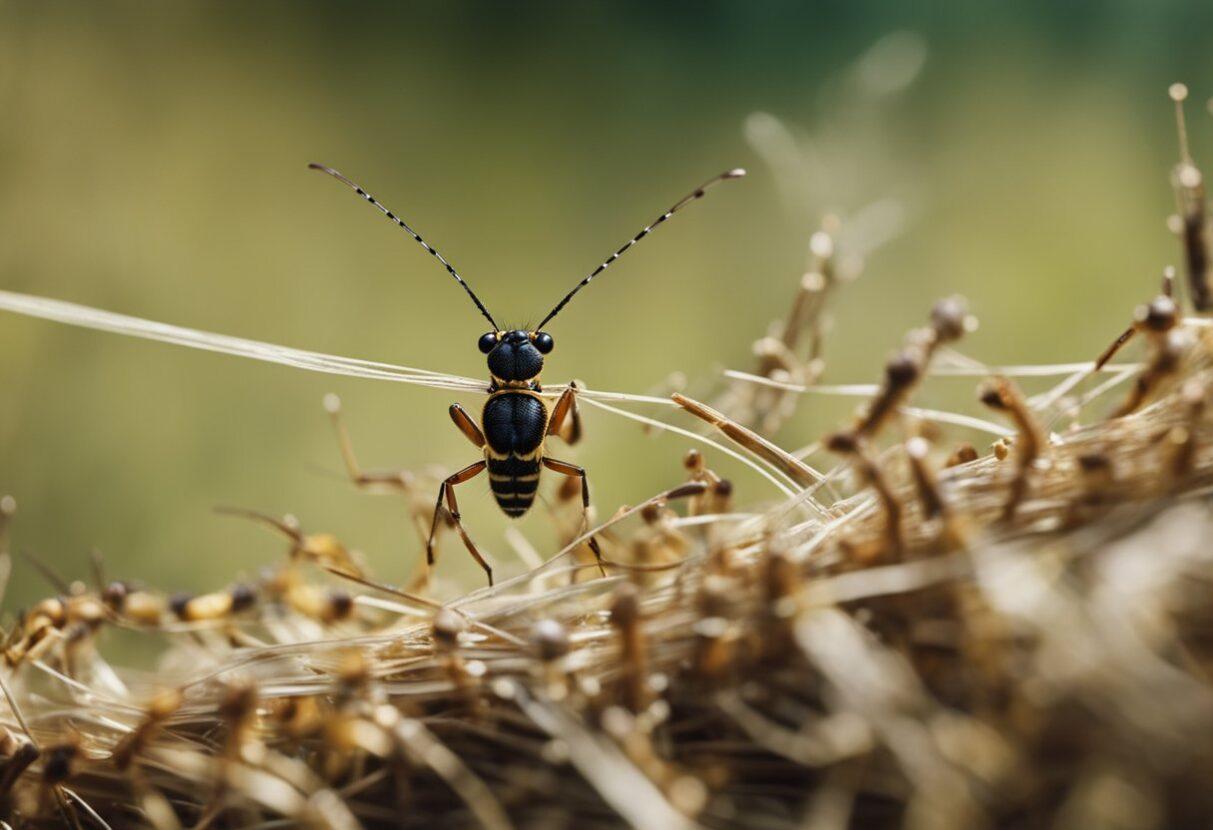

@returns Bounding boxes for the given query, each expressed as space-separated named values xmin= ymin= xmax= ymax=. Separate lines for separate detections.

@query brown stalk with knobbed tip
xmin=433 ymin=608 xmax=482 ymax=714
xmin=609 ymin=583 xmax=649 ymax=713
xmin=856 ymin=349 xmax=922 ymax=439
xmin=906 ymin=436 xmax=946 ymax=522
xmin=825 ymin=432 xmax=903 ymax=561
xmin=906 ymin=435 xmax=973 ymax=551
xmin=217 ymin=682 xmax=259 ymax=762
xmin=1166 ymin=377 xmax=1207 ymax=484
xmin=681 ymin=449 xmax=722 ymax=516
xmin=630 ymin=501 xmax=691 ymax=582
xmin=1111 ymin=329 xmax=1188 ymax=419
xmin=832 ymin=296 xmax=974 ymax=447
xmin=37 ymin=740 xmax=79 ymax=817
xmin=1066 ymin=450 xmax=1116 ymax=526
xmin=680 ymin=449 xmax=738 ymax=556
xmin=110 ymin=690 xmax=183 ymax=772
xmin=530 ymin=619 xmax=572 ymax=699
xmin=758 ymin=548 xmax=800 ymax=662
xmin=692 ymin=575 xmax=737 ymax=685
xmin=817 ymin=298 xmax=973 ymax=561
xmin=0 ymin=729 xmax=39 ymax=801
xmin=1169 ymin=84 xmax=1212 ymax=311
xmin=1093 ymin=268 xmax=1178 ymax=372
xmin=979 ymin=377 xmax=1044 ymax=520
xmin=726 ymin=224 xmax=839 ymax=434
xmin=771 ymin=227 xmax=837 ymax=368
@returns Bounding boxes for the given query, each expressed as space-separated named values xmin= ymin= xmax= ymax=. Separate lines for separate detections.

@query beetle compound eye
xmin=478 ymin=332 xmax=498 ymax=354
xmin=533 ymin=331 xmax=554 ymax=354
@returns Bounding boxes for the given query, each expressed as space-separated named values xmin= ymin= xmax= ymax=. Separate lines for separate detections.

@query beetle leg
xmin=542 ymin=456 xmax=604 ymax=576
xmin=427 ymin=460 xmax=493 ymax=585
xmin=547 ymin=381 xmax=583 ymax=445
xmin=449 ymin=403 xmax=486 ymax=448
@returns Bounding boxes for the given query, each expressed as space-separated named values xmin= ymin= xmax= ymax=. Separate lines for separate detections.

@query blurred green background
xmin=2 ymin=2 xmax=1212 ymax=604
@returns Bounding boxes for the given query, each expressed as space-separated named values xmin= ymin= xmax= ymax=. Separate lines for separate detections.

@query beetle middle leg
xmin=547 ymin=381 xmax=583 ymax=445
xmin=542 ymin=456 xmax=604 ymax=575
xmin=427 ymin=460 xmax=494 ymax=585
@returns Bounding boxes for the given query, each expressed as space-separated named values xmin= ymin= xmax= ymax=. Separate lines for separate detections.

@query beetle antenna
xmin=535 ymin=168 xmax=746 ymax=330
xmin=308 ymin=163 xmax=499 ymax=330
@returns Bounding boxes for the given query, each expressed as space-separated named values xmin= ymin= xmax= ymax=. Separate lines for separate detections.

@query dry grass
xmin=4 ymin=104 xmax=1213 ymax=830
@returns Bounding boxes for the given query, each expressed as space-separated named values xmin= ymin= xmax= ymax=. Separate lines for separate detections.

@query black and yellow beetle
xmin=309 ymin=163 xmax=745 ymax=584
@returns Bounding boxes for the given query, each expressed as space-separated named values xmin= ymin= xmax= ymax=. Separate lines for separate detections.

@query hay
xmin=3 ymin=101 xmax=1213 ymax=830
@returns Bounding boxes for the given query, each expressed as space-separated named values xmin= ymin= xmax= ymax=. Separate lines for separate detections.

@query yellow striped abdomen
xmin=487 ymin=453 xmax=542 ymax=517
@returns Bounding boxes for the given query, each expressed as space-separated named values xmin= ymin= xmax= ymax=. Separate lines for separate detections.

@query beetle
xmin=308 ymin=163 xmax=745 ymax=584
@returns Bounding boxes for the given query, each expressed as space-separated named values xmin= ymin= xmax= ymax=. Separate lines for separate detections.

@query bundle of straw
xmin=3 ymin=90 xmax=1213 ymax=830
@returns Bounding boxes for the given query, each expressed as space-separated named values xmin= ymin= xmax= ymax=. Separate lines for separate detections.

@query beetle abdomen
xmin=488 ymin=455 xmax=541 ymax=517
xmin=483 ymin=392 xmax=548 ymax=518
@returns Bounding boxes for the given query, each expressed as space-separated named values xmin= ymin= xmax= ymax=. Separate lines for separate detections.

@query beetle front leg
xmin=547 ymin=381 xmax=583 ymax=445
xmin=449 ymin=403 xmax=486 ymax=448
